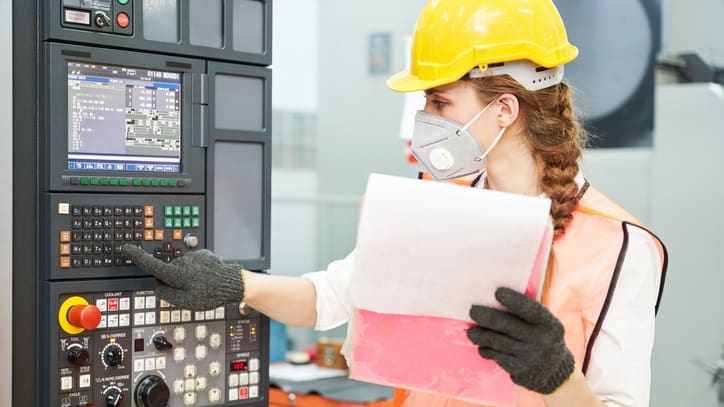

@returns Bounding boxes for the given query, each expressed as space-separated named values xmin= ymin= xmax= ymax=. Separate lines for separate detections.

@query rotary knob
xmin=183 ymin=234 xmax=199 ymax=249
xmin=135 ymin=375 xmax=170 ymax=407
xmin=104 ymin=344 xmax=123 ymax=367
xmin=105 ymin=387 xmax=123 ymax=407
xmin=153 ymin=335 xmax=173 ymax=351
xmin=66 ymin=345 xmax=89 ymax=366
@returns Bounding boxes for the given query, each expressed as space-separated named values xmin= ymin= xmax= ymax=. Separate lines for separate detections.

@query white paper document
xmin=349 ymin=173 xmax=553 ymax=322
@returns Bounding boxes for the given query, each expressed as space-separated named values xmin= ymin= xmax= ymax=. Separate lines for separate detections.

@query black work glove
xmin=122 ymin=244 xmax=245 ymax=311
xmin=467 ymin=287 xmax=574 ymax=394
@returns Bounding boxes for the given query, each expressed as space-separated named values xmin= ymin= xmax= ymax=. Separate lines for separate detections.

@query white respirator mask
xmin=411 ymin=99 xmax=506 ymax=181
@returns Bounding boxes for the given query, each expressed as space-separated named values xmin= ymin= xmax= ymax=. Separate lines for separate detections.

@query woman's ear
xmin=496 ymin=93 xmax=520 ymax=128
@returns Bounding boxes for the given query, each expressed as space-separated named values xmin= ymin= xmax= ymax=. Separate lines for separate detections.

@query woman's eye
xmin=431 ymin=100 xmax=446 ymax=109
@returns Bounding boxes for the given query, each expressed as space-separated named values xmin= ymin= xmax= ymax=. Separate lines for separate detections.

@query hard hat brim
xmin=386 ymin=70 xmax=458 ymax=93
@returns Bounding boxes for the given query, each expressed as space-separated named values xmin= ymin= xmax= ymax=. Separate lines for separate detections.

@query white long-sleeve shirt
xmin=302 ymin=179 xmax=662 ymax=407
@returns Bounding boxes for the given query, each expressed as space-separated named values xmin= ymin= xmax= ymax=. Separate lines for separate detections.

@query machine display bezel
xmin=44 ymin=43 xmax=206 ymax=193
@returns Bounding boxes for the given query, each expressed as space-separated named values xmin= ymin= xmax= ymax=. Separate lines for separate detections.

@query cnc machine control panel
xmin=51 ymin=280 xmax=268 ymax=407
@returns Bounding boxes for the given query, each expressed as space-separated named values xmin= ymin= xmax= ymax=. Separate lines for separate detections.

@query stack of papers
xmin=348 ymin=174 xmax=552 ymax=406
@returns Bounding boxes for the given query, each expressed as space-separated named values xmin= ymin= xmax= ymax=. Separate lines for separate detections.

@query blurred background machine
xmin=11 ymin=1 xmax=273 ymax=406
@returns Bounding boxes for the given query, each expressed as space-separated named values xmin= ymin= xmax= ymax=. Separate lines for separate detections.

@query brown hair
xmin=464 ymin=75 xmax=587 ymax=238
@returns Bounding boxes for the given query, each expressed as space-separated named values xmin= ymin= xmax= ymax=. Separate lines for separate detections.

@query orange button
xmin=60 ymin=256 xmax=71 ymax=268
xmin=172 ymin=229 xmax=183 ymax=240
xmin=68 ymin=304 xmax=102 ymax=330
xmin=144 ymin=205 xmax=154 ymax=217
xmin=60 ymin=243 xmax=71 ymax=255
xmin=154 ymin=230 xmax=165 ymax=241
xmin=144 ymin=230 xmax=154 ymax=241
xmin=116 ymin=12 xmax=130 ymax=28
xmin=144 ymin=217 xmax=154 ymax=229
xmin=59 ymin=230 xmax=71 ymax=243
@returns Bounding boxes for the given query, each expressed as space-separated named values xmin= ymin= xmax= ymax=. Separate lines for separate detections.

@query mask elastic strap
xmin=483 ymin=126 xmax=506 ymax=156
xmin=458 ymin=99 xmax=496 ymax=135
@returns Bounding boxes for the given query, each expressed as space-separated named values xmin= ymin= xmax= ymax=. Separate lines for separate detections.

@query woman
xmin=124 ymin=1 xmax=667 ymax=406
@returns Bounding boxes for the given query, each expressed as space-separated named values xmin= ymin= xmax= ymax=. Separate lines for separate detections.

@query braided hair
xmin=465 ymin=76 xmax=587 ymax=238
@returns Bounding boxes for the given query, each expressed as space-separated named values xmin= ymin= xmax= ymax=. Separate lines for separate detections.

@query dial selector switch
xmin=105 ymin=387 xmax=123 ymax=407
xmin=66 ymin=344 xmax=89 ymax=366
xmin=104 ymin=344 xmax=123 ymax=367
xmin=135 ymin=375 xmax=171 ymax=407
xmin=153 ymin=335 xmax=174 ymax=351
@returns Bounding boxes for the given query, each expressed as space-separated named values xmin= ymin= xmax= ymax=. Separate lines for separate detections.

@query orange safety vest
xmin=393 ymin=174 xmax=668 ymax=406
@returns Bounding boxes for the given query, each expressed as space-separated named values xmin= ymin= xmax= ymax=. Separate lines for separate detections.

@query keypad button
xmin=71 ymin=205 xmax=83 ymax=216
xmin=104 ymin=232 xmax=114 ymax=241
xmin=103 ymin=207 xmax=113 ymax=216
xmin=72 ymin=231 xmax=82 ymax=242
xmin=82 ymin=219 xmax=93 ymax=229
xmin=173 ymin=218 xmax=182 ymax=228
xmin=71 ymin=244 xmax=82 ymax=255
xmin=173 ymin=206 xmax=182 ymax=216
xmin=173 ymin=248 xmax=183 ymax=258
xmin=134 ymin=206 xmax=144 ymax=216
xmin=124 ymin=207 xmax=134 ymax=217
xmin=134 ymin=219 xmax=145 ymax=228
xmin=82 ymin=206 xmax=92 ymax=216
xmin=83 ymin=245 xmax=93 ymax=255
xmin=191 ymin=218 xmax=200 ymax=228
xmin=71 ymin=257 xmax=82 ymax=268
xmin=72 ymin=219 xmax=82 ymax=229
xmin=163 ymin=255 xmax=172 ymax=263
xmin=164 ymin=218 xmax=174 ymax=228
xmin=93 ymin=206 xmax=103 ymax=216
xmin=191 ymin=206 xmax=200 ymax=216
xmin=182 ymin=206 xmax=191 ymax=216
xmin=164 ymin=206 xmax=174 ymax=217
xmin=114 ymin=207 xmax=125 ymax=216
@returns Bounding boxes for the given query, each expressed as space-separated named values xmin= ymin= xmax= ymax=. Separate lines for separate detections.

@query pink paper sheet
xmin=348 ymin=221 xmax=550 ymax=406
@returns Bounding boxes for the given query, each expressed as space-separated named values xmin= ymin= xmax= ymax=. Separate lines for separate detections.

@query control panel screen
xmin=67 ymin=61 xmax=182 ymax=173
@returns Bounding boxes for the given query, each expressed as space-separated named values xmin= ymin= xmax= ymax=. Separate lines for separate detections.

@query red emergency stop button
xmin=68 ymin=304 xmax=102 ymax=330
xmin=116 ymin=12 xmax=130 ymax=28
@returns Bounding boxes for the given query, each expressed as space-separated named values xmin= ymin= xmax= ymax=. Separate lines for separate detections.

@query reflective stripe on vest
xmin=395 ymin=175 xmax=668 ymax=407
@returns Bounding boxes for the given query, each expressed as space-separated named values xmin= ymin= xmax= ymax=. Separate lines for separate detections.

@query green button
xmin=118 ymin=0 xmax=129 ymax=4
xmin=99 ymin=178 xmax=109 ymax=185
xmin=142 ymin=179 xmax=151 ymax=186
xmin=119 ymin=178 xmax=128 ymax=186
xmin=151 ymin=179 xmax=160 ymax=186
xmin=191 ymin=217 xmax=200 ymax=228
xmin=182 ymin=218 xmax=191 ymax=228
xmin=168 ymin=179 xmax=178 ymax=187
xmin=133 ymin=179 xmax=142 ymax=186
xmin=90 ymin=177 xmax=100 ymax=185
xmin=164 ymin=218 xmax=174 ymax=228
xmin=80 ymin=177 xmax=90 ymax=185
xmin=109 ymin=178 xmax=119 ymax=186
xmin=182 ymin=206 xmax=191 ymax=216
xmin=164 ymin=206 xmax=174 ymax=216
xmin=191 ymin=206 xmax=200 ymax=216
xmin=160 ymin=179 xmax=169 ymax=187
xmin=173 ymin=218 xmax=182 ymax=228
xmin=173 ymin=206 xmax=182 ymax=216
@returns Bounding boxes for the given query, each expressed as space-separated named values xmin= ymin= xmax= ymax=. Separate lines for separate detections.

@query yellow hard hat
xmin=387 ymin=0 xmax=579 ymax=92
